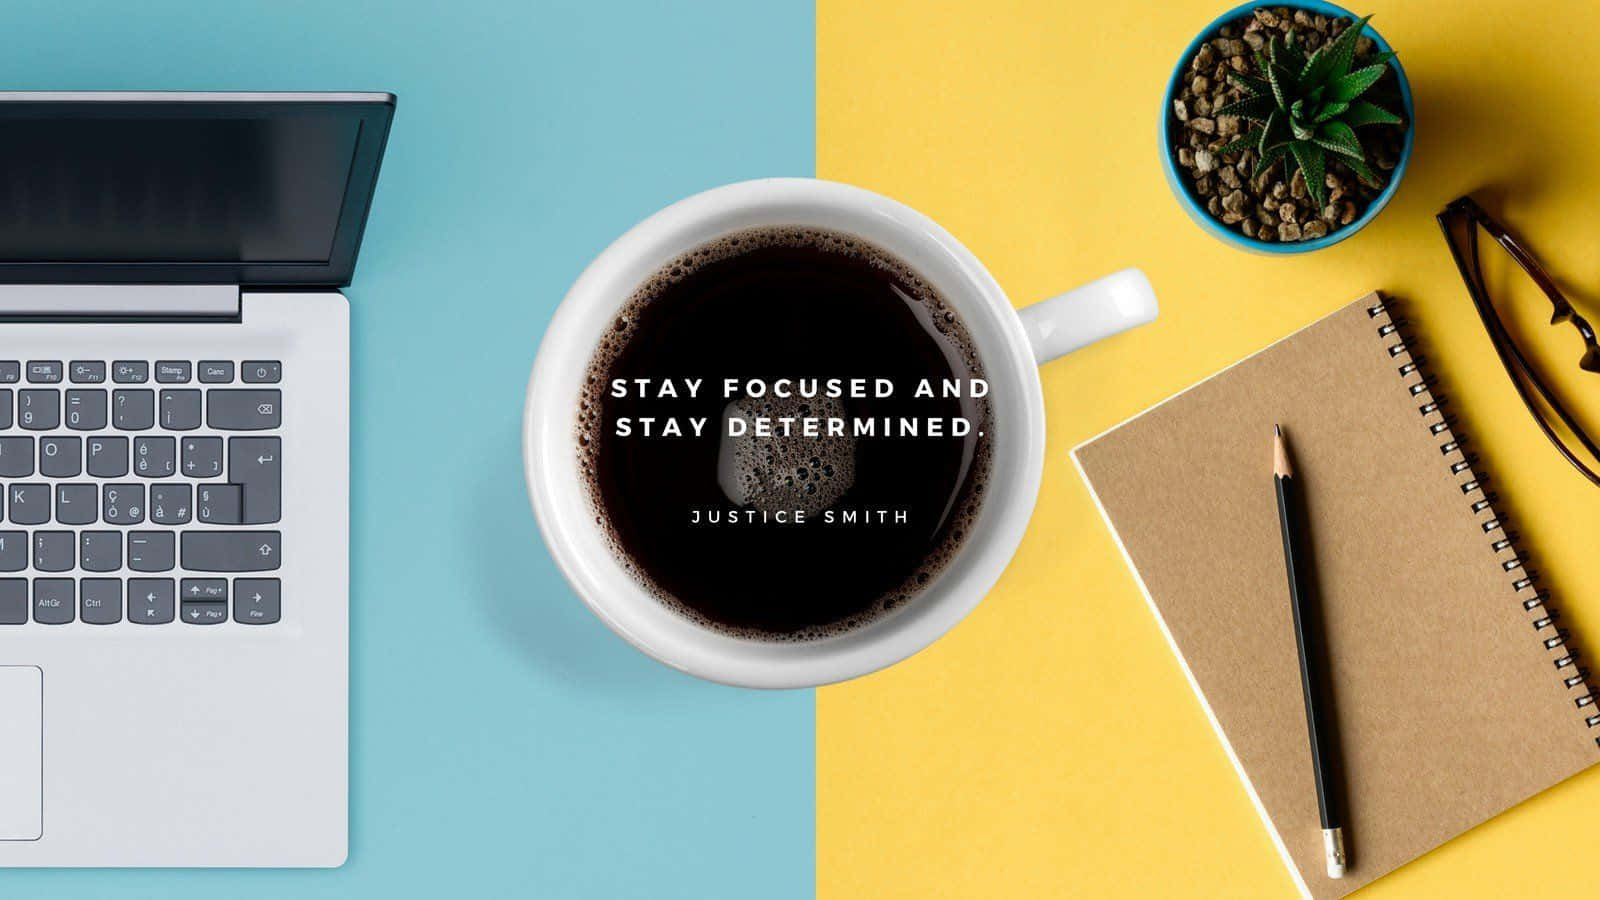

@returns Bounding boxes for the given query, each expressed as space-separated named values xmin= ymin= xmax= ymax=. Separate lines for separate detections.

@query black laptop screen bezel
xmin=0 ymin=92 xmax=395 ymax=287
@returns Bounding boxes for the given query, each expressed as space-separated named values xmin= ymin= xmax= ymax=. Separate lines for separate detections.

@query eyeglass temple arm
xmin=1436 ymin=209 xmax=1600 ymax=486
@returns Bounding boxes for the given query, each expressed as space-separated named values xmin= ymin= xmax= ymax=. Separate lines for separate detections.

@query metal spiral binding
xmin=1367 ymin=298 xmax=1600 ymax=748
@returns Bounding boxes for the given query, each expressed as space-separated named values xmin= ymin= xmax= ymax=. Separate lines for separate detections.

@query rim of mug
xmin=523 ymin=178 xmax=1046 ymax=688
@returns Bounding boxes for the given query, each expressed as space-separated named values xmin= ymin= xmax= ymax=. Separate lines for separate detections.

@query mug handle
xmin=1015 ymin=268 xmax=1158 ymax=364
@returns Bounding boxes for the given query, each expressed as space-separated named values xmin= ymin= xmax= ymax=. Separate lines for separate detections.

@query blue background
xmin=1 ymin=1 xmax=815 ymax=896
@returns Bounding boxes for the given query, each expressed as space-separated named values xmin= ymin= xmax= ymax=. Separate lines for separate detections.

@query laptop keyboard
xmin=0 ymin=359 xmax=282 ymax=627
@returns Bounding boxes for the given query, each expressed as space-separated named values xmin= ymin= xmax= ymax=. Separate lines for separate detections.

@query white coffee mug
xmin=524 ymin=178 xmax=1155 ymax=688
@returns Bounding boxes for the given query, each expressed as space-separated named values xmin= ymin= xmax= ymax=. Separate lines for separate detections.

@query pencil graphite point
xmin=1273 ymin=425 xmax=1292 ymax=478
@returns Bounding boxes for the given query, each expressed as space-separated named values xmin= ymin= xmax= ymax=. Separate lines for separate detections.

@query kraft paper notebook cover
xmin=1072 ymin=294 xmax=1599 ymax=899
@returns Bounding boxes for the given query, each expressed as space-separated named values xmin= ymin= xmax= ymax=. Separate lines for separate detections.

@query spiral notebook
xmin=1072 ymin=294 xmax=1599 ymax=899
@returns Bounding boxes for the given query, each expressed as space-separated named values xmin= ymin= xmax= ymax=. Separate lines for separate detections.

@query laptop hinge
xmin=0 ymin=284 xmax=240 ymax=319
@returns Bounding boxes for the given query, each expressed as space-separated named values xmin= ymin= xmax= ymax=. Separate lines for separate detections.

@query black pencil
xmin=1274 ymin=424 xmax=1348 ymax=879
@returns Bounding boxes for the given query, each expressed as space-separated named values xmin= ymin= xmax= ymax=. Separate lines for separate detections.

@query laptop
xmin=0 ymin=92 xmax=394 ymax=867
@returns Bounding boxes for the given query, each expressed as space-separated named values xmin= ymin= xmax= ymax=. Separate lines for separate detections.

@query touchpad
xmin=0 ymin=666 xmax=42 ymax=841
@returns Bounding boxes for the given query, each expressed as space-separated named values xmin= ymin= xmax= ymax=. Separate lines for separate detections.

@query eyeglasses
xmin=1436 ymin=196 xmax=1600 ymax=486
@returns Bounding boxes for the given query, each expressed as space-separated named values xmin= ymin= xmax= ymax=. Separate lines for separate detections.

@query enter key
xmin=228 ymin=437 xmax=280 ymax=524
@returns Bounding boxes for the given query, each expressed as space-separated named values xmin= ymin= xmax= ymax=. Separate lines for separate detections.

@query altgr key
xmin=32 ymin=579 xmax=74 ymax=624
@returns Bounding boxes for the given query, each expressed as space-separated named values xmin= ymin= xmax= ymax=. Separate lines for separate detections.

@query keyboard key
xmin=0 ymin=579 xmax=24 ymax=624
xmin=241 ymin=361 xmax=281 ymax=384
xmin=181 ymin=578 xmax=227 ymax=600
xmin=113 ymin=389 xmax=155 ymax=430
xmin=233 ymin=578 xmax=280 ymax=624
xmin=69 ymin=362 xmax=106 ymax=384
xmin=102 ymin=484 xmax=145 ymax=525
xmin=86 ymin=437 xmax=128 ymax=478
xmin=134 ymin=437 xmax=176 ymax=478
xmin=151 ymin=484 xmax=192 ymax=525
xmin=26 ymin=361 xmax=62 ymax=384
xmin=80 ymin=578 xmax=121 ymax=624
xmin=0 ymin=533 xmax=23 ymax=572
xmin=128 ymin=579 xmax=175 ymax=624
xmin=181 ymin=530 xmax=280 ymax=572
xmin=80 ymin=531 xmax=121 ymax=572
xmin=155 ymin=361 xmax=191 ymax=384
xmin=8 ymin=485 xmax=49 ymax=525
xmin=39 ymin=436 xmax=81 ymax=478
xmin=127 ymin=531 xmax=174 ymax=572
xmin=18 ymin=390 xmax=58 ymax=430
xmin=198 ymin=361 xmax=234 ymax=383
xmin=197 ymin=484 xmax=242 ymax=524
xmin=0 ymin=437 xmax=33 ymax=477
xmin=0 ymin=362 xmax=18 ymax=384
xmin=182 ymin=437 xmax=223 ymax=478
xmin=56 ymin=484 xmax=97 ymax=525
xmin=32 ymin=578 xmax=73 ymax=624
xmin=0 ymin=389 xmax=10 ymax=429
xmin=32 ymin=532 xmax=74 ymax=572
xmin=207 ymin=390 xmax=280 ymax=430
xmin=159 ymin=389 xmax=201 ymax=431
xmin=182 ymin=600 xmax=227 ymax=625
xmin=65 ymin=389 xmax=107 ymax=430
xmin=229 ymin=437 xmax=281 ymax=524
xmin=112 ymin=361 xmax=148 ymax=384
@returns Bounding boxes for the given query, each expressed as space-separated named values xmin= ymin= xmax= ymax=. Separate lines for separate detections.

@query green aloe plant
xmin=1215 ymin=14 xmax=1403 ymax=210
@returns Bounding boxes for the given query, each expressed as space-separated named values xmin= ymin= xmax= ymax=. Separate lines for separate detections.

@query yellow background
xmin=817 ymin=1 xmax=1600 ymax=896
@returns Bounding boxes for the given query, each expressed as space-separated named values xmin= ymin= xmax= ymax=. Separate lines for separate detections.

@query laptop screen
xmin=0 ymin=93 xmax=394 ymax=286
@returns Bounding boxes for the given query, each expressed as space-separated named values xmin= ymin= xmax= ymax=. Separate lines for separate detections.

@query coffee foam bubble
xmin=577 ymin=226 xmax=992 ymax=642
xmin=717 ymin=392 xmax=856 ymax=515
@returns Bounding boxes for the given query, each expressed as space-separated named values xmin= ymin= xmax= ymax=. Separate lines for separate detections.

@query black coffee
xmin=578 ymin=227 xmax=992 ymax=639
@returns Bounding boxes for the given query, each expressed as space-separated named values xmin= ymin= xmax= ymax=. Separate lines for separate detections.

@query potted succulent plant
xmin=1160 ymin=1 xmax=1414 ymax=252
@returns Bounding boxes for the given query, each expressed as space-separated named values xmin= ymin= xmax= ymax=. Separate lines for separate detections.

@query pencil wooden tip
xmin=1274 ymin=425 xmax=1292 ymax=477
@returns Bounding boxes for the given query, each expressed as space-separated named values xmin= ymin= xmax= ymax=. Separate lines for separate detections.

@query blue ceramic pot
xmin=1160 ymin=0 xmax=1414 ymax=253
